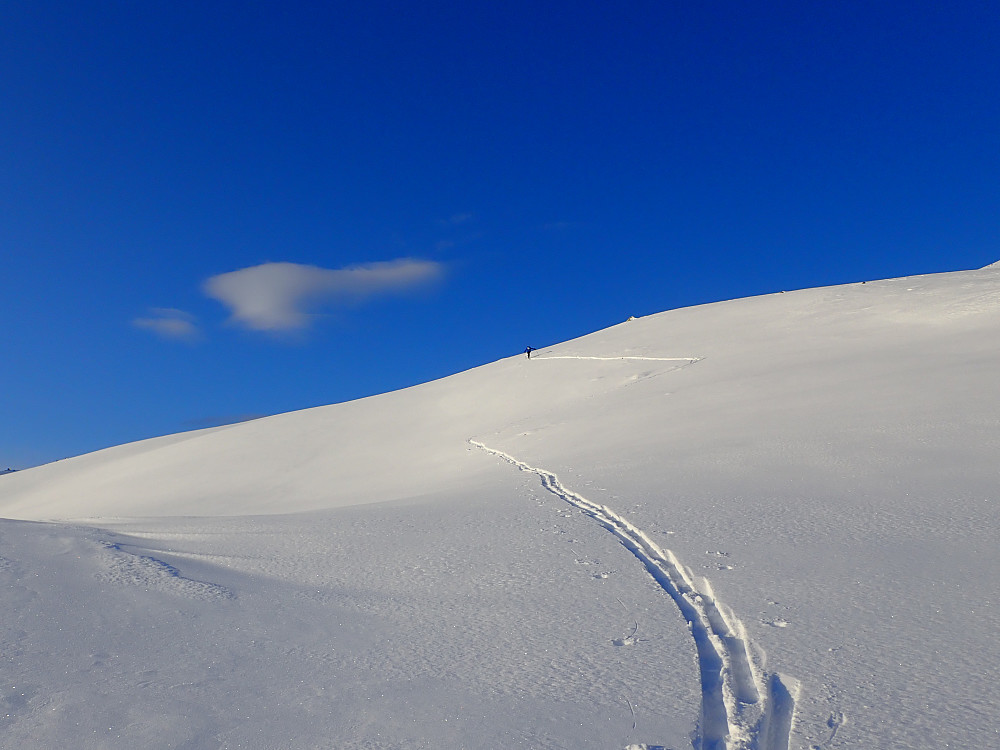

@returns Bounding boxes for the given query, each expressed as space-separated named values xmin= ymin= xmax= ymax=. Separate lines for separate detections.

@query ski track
xmin=470 ymin=440 xmax=796 ymax=750
xmin=532 ymin=355 xmax=703 ymax=363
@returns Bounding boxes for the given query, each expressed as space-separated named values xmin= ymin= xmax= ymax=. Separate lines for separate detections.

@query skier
xmin=524 ymin=346 xmax=536 ymax=359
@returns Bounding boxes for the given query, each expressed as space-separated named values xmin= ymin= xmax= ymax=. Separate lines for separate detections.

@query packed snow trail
xmin=470 ymin=440 xmax=796 ymax=750
xmin=531 ymin=355 xmax=703 ymax=363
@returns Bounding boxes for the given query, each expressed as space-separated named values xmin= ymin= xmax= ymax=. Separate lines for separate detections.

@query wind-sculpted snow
xmin=97 ymin=538 xmax=234 ymax=601
xmin=471 ymin=440 xmax=797 ymax=750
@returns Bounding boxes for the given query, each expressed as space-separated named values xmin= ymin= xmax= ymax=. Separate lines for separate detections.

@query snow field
xmin=2 ymin=263 xmax=999 ymax=748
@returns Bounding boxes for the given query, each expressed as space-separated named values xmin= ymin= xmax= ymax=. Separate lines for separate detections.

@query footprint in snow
xmin=612 ymin=622 xmax=641 ymax=647
xmin=809 ymin=711 xmax=846 ymax=749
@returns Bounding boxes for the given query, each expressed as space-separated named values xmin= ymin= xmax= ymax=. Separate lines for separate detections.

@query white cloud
xmin=133 ymin=308 xmax=201 ymax=341
xmin=203 ymin=259 xmax=445 ymax=332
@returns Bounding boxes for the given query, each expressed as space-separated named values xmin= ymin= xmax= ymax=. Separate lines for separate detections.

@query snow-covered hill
xmin=2 ymin=264 xmax=998 ymax=749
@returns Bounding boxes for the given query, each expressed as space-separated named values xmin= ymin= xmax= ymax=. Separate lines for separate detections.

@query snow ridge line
xmin=469 ymin=440 xmax=796 ymax=750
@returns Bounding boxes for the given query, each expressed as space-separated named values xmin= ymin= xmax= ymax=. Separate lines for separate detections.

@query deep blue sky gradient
xmin=3 ymin=1 xmax=998 ymax=467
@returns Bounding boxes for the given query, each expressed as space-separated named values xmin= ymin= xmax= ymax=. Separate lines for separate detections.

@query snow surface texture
xmin=2 ymin=264 xmax=999 ymax=749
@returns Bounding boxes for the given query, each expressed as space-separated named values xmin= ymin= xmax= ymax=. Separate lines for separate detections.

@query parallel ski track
xmin=470 ymin=440 xmax=796 ymax=750
xmin=531 ymin=355 xmax=703 ymax=363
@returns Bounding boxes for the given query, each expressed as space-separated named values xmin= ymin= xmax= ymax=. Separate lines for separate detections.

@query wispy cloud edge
xmin=202 ymin=259 xmax=445 ymax=332
xmin=133 ymin=308 xmax=201 ymax=342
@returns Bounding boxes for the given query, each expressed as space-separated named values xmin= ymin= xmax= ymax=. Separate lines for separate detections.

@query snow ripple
xmin=470 ymin=440 xmax=797 ymax=750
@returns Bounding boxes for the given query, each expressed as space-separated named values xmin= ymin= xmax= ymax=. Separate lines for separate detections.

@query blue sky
xmin=3 ymin=1 xmax=998 ymax=469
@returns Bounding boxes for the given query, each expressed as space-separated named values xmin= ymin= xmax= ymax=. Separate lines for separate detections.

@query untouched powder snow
xmin=1 ymin=264 xmax=999 ymax=749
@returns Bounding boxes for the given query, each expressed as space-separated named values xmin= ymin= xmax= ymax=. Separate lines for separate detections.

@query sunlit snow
xmin=2 ymin=264 xmax=998 ymax=749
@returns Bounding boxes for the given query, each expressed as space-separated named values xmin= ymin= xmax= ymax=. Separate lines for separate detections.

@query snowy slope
xmin=1 ymin=264 xmax=998 ymax=749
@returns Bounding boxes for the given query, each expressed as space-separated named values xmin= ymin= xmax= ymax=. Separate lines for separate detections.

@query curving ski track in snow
xmin=470 ymin=440 xmax=796 ymax=750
